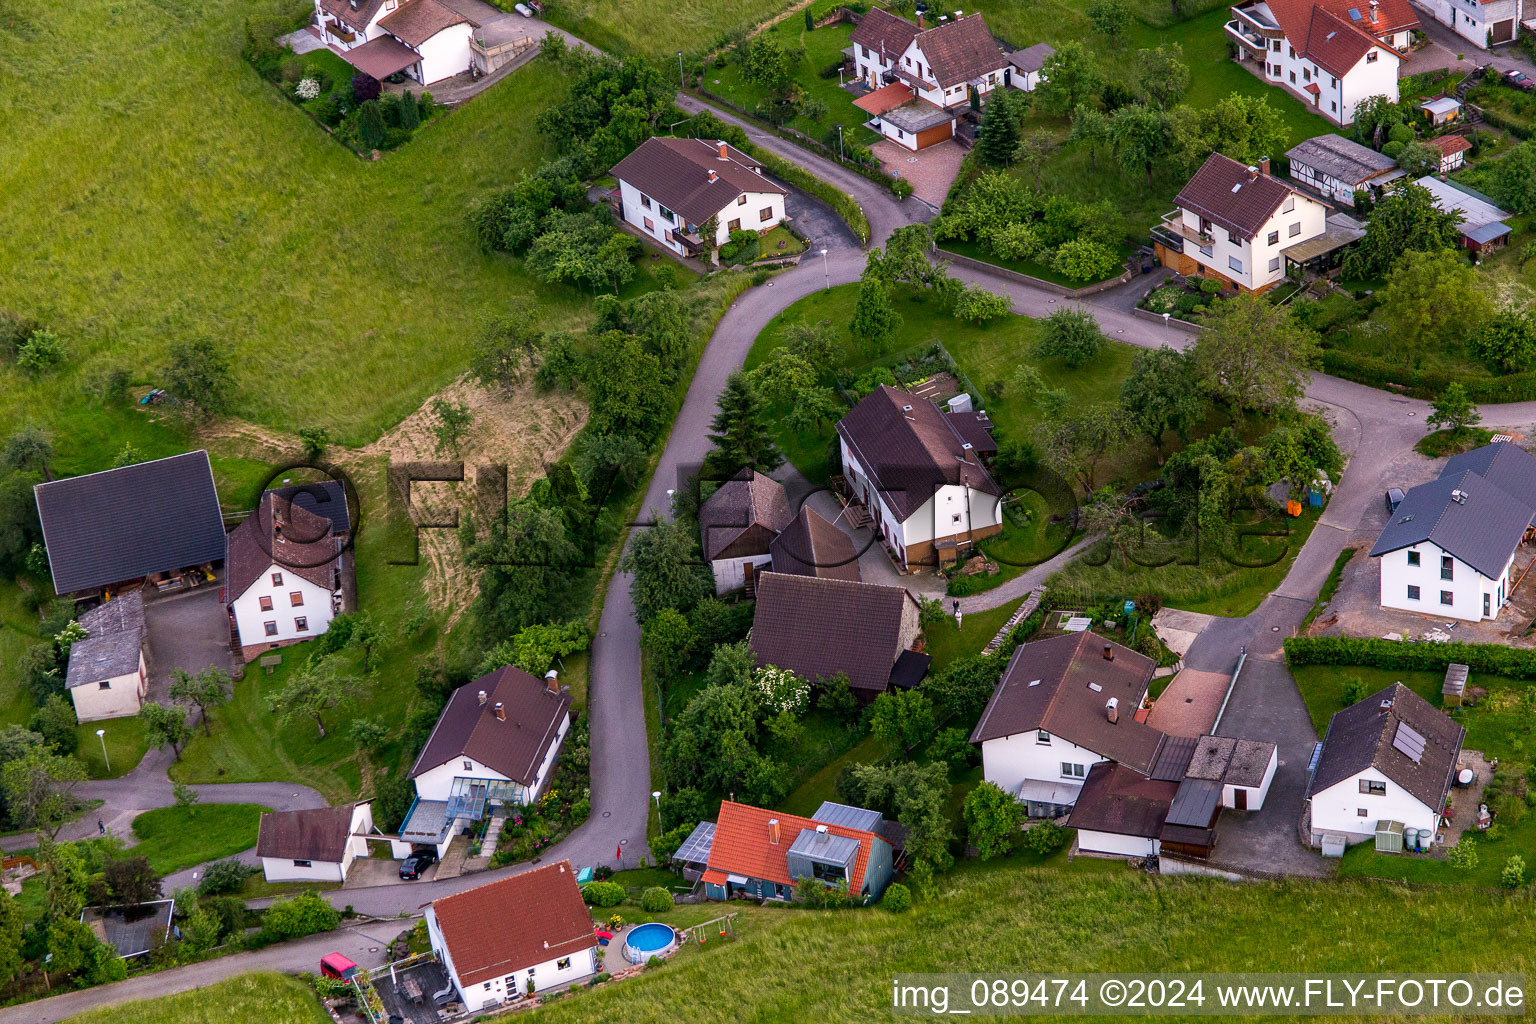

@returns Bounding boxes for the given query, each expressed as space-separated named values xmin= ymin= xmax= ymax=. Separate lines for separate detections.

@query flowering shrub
xmin=295 ymin=78 xmax=321 ymax=101
xmin=754 ymin=665 xmax=809 ymax=714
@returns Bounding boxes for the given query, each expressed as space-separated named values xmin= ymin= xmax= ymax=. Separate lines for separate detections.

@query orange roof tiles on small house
xmin=854 ymin=81 xmax=917 ymax=116
xmin=704 ymin=801 xmax=881 ymax=892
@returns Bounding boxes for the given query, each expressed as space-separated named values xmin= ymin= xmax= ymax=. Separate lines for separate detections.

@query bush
xmin=198 ymin=858 xmax=255 ymax=896
xmin=1020 ymin=821 xmax=1070 ymax=857
xmin=1502 ymin=854 xmax=1527 ymax=888
xmin=1198 ymin=276 xmax=1222 ymax=295
xmin=262 ymin=891 xmax=340 ymax=941
xmin=17 ymin=329 xmax=65 ymax=375
xmin=1447 ymin=836 xmax=1479 ymax=870
xmin=582 ymin=880 xmax=626 ymax=907
xmin=640 ymin=887 xmax=673 ymax=913
xmin=882 ymin=883 xmax=912 ymax=911
xmin=1341 ymin=677 xmax=1368 ymax=707
xmin=953 ymin=285 xmax=1013 ymax=324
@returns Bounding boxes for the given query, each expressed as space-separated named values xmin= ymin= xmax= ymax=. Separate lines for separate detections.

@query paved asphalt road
xmin=21 ymin=85 xmax=1536 ymax=1019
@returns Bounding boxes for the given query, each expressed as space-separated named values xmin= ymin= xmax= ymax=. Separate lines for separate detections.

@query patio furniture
xmin=403 ymin=977 xmax=424 ymax=1003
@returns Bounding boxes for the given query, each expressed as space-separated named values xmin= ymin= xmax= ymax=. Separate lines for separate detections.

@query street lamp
xmin=652 ymin=790 xmax=662 ymax=814
xmin=677 ymin=50 xmax=685 ymax=88
xmin=1161 ymin=311 xmax=1171 ymax=336
xmin=96 ymin=728 xmax=109 ymax=773
xmin=836 ymin=123 xmax=844 ymax=160
xmin=820 ymin=247 xmax=830 ymax=291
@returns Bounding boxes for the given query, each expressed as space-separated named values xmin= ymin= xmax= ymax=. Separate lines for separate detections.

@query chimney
xmin=477 ymin=689 xmax=488 ymax=705
xmin=917 ymin=10 xmax=924 ymax=28
xmin=816 ymin=824 xmax=829 ymax=834
xmin=708 ymin=169 xmax=717 ymax=183
xmin=493 ymin=701 xmax=505 ymax=721
xmin=1258 ymin=156 xmax=1270 ymax=176
xmin=768 ymin=818 xmax=780 ymax=844
xmin=1106 ymin=697 xmax=1119 ymax=724
xmin=545 ymin=669 xmax=559 ymax=694
xmin=1370 ymin=0 xmax=1379 ymax=22
xmin=718 ymin=141 xmax=728 ymax=159
xmin=1103 ymin=643 xmax=1114 ymax=662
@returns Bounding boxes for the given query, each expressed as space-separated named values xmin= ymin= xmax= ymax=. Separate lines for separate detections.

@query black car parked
xmin=399 ymin=848 xmax=439 ymax=880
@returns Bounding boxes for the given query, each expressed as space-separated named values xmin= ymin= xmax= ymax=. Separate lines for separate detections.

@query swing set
xmin=684 ymin=911 xmax=740 ymax=948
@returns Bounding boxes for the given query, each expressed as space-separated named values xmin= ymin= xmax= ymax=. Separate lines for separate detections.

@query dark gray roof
xmin=1225 ymin=738 xmax=1277 ymax=788
xmin=65 ymin=591 xmax=146 ymax=688
xmin=269 ymin=480 xmax=351 ymax=535
xmin=880 ymin=100 xmax=957 ymax=134
xmin=1285 ymin=134 xmax=1398 ymax=185
xmin=82 ymin=900 xmax=175 ymax=959
xmin=698 ymin=470 xmax=790 ymax=562
xmin=812 ymin=801 xmax=883 ymax=831
xmin=1369 ymin=462 xmax=1535 ymax=577
xmin=1443 ymin=442 xmax=1536 ymax=503
xmin=609 ymin=137 xmax=785 ymax=227
xmin=1148 ymin=734 xmax=1198 ymax=782
xmin=1307 ymin=683 xmax=1464 ymax=811
xmin=1006 ymin=42 xmax=1055 ymax=72
xmin=1467 ymin=220 xmax=1513 ymax=245
xmin=787 ymin=826 xmax=861 ymax=864
xmin=1067 ymin=762 xmax=1177 ymax=838
xmin=1165 ymin=778 xmax=1222 ymax=828
xmin=36 ymin=451 xmax=226 ymax=595
xmin=257 ymin=804 xmax=358 ymax=862
xmin=749 ymin=572 xmax=918 ymax=693
xmin=408 ymin=666 xmax=572 ymax=786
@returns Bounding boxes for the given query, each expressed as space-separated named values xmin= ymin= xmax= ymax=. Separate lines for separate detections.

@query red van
xmin=320 ymin=953 xmax=359 ymax=981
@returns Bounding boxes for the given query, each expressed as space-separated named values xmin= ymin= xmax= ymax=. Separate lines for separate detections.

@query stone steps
xmin=479 ymin=815 xmax=506 ymax=861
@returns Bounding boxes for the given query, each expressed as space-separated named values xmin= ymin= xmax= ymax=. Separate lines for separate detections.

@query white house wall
xmin=429 ymin=904 xmax=597 ymax=1014
xmin=1247 ymin=29 xmax=1399 ymax=123
xmin=617 ymin=180 xmax=686 ymax=255
xmin=1422 ymin=0 xmax=1521 ymax=46
xmin=616 ymin=181 xmax=785 ymax=255
xmin=979 ymin=731 xmax=1106 ymax=799
xmin=1310 ymin=765 xmax=1440 ymax=843
xmin=1177 ymin=191 xmax=1327 ymax=290
xmin=411 ymin=24 xmax=473 ymax=85
xmin=529 ymin=712 xmax=570 ymax=798
xmin=1338 ymin=52 xmax=1402 ymax=124
xmin=717 ymin=191 xmax=787 ymax=243
xmin=413 ymin=756 xmax=514 ymax=802
xmin=232 ymin=563 xmax=337 ymax=649
xmin=840 ymin=439 xmax=1003 ymax=563
xmin=1377 ymin=542 xmax=1512 ymax=623
xmin=1077 ymin=829 xmax=1159 ymax=858
xmin=1223 ymin=746 xmax=1278 ymax=810
xmin=261 ymin=856 xmax=347 ymax=883
xmin=69 ymin=653 xmax=147 ymax=723
xmin=712 ymin=554 xmax=773 ymax=594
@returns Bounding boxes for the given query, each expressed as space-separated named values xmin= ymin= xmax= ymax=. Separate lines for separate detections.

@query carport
xmin=339 ymin=35 xmax=421 ymax=81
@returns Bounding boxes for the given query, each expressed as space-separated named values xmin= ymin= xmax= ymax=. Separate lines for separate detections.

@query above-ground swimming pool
xmin=622 ymin=922 xmax=678 ymax=964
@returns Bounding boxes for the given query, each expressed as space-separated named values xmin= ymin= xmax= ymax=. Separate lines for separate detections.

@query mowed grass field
xmin=63 ymin=972 xmax=331 ymax=1024
xmin=545 ymin=0 xmax=798 ymax=55
xmin=128 ymin=803 xmax=269 ymax=874
xmin=0 ymin=0 xmax=592 ymax=448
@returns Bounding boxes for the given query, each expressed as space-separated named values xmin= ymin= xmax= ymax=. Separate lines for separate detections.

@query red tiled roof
xmin=1312 ymin=0 xmax=1418 ymax=34
xmin=430 ymin=861 xmax=595 ymax=987
xmin=1261 ymin=0 xmax=1397 ymax=77
xmin=337 ymin=34 xmax=422 ymax=80
xmin=378 ymin=0 xmax=468 ymax=46
xmin=1304 ymin=81 xmax=1321 ymax=95
xmin=854 ymin=82 xmax=916 ymax=116
xmin=705 ymin=802 xmax=879 ymax=891
xmin=1429 ymin=134 xmax=1472 ymax=155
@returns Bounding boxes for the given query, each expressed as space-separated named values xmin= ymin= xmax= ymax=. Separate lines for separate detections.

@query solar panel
xmin=672 ymin=821 xmax=716 ymax=864
xmin=1307 ymin=741 xmax=1324 ymax=773
xmin=1088 ymin=682 xmax=1103 ymax=692
xmin=1393 ymin=721 xmax=1427 ymax=763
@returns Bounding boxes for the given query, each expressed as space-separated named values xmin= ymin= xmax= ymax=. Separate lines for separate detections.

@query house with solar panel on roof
xmin=1305 ymin=683 xmax=1464 ymax=852
xmin=1370 ymin=441 xmax=1536 ymax=622
xmin=670 ymin=800 xmax=897 ymax=902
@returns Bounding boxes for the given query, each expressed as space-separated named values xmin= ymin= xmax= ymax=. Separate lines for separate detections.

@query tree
xmin=1427 ymin=382 xmax=1481 ymax=435
xmin=1 ymin=746 xmax=86 ymax=838
xmin=27 ymin=695 xmax=78 ymax=755
xmin=1081 ymin=486 xmax=1142 ymax=566
xmin=778 ymin=318 xmax=837 ymax=368
xmin=1470 ymin=308 xmax=1536 ymax=373
xmin=1037 ymin=306 xmax=1105 ymax=368
xmin=348 ymin=718 xmax=388 ymax=774
xmin=164 ymin=338 xmax=236 ymax=417
xmin=429 ymin=398 xmax=474 ymax=455
xmin=952 ymin=286 xmax=1012 ymax=324
xmin=782 ymin=386 xmax=844 ymax=438
xmin=640 ymin=607 xmax=695 ymax=667
xmin=356 ymin=99 xmax=385 ymax=148
xmin=1175 ymin=92 xmax=1288 ymax=166
xmin=849 ymin=277 xmax=902 ymax=354
xmin=621 ymin=512 xmax=714 ymax=624
xmin=848 ymin=761 xmax=953 ymax=872
xmin=1376 ymin=249 xmax=1490 ymax=362
xmin=472 ymin=500 xmax=585 ymax=636
xmin=1068 ymin=105 xmax=1110 ymax=170
xmin=169 ymin=665 xmax=232 ymax=737
xmin=976 ymin=87 xmax=1023 ymax=165
xmin=576 ymin=432 xmax=650 ymax=491
xmin=1087 ymin=0 xmax=1131 ymax=37
xmin=705 ymin=371 xmax=784 ymax=476
xmin=16 ymin=329 xmax=66 ymax=376
xmin=1015 ymin=130 xmax=1055 ymax=190
xmin=297 ymin=426 xmax=330 ymax=461
xmin=1137 ymin=44 xmax=1189 ymax=109
xmin=1396 ymin=139 xmax=1440 ymax=178
xmin=1052 ymin=239 xmax=1121 ymax=282
xmin=1190 ymin=292 xmax=1317 ymax=418
xmin=1352 ymin=93 xmax=1403 ymax=149
xmin=262 ymin=891 xmax=341 ymax=940
xmin=741 ymin=36 xmax=793 ymax=90
xmin=1009 ymin=364 xmax=1068 ymax=419
xmin=1489 ymin=140 xmax=1536 ymax=216
xmin=1036 ymin=41 xmax=1102 ymax=118
xmin=272 ymin=655 xmax=362 ymax=738
xmin=1119 ymin=346 xmax=1206 ymax=456
xmin=173 ymin=781 xmax=200 ymax=809
xmin=0 ymin=891 xmax=21 ymax=985
xmin=103 ymin=856 xmax=161 ymax=908
xmin=964 ymin=781 xmax=1025 ymax=859
xmin=499 ymin=620 xmax=591 ymax=676
xmin=139 ymin=701 xmax=192 ymax=760
xmin=2 ymin=425 xmax=54 ymax=481
xmin=470 ymin=307 xmax=543 ymax=398
xmin=865 ymin=690 xmax=935 ymax=749
xmin=1110 ymin=104 xmax=1177 ymax=187
xmin=111 ymin=443 xmax=145 ymax=468
xmin=1343 ymin=181 xmax=1462 ymax=279
xmin=1035 ymin=405 xmax=1129 ymax=494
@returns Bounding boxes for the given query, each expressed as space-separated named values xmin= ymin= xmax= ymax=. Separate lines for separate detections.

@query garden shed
xmin=1442 ymin=663 xmax=1468 ymax=707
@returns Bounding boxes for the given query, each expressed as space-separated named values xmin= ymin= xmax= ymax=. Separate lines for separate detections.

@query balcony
xmin=1225 ymin=19 xmax=1268 ymax=54
xmin=674 ymin=230 xmax=708 ymax=255
xmin=326 ymin=19 xmax=356 ymax=42
xmin=1158 ymin=211 xmax=1213 ymax=247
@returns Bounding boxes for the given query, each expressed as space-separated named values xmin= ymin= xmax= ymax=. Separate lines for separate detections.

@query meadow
xmin=62 ymin=972 xmax=331 ymax=1024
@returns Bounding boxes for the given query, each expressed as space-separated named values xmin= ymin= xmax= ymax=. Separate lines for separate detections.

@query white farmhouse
xmin=1306 ymin=683 xmax=1464 ymax=847
xmin=970 ymin=632 xmax=1164 ymax=817
xmin=1370 ymin=441 xmax=1536 ymax=623
xmin=64 ymin=591 xmax=148 ymax=723
xmin=316 ymin=0 xmax=478 ymax=86
xmin=427 ymin=860 xmax=597 ymax=1011
xmin=402 ymin=666 xmax=572 ymax=856
xmin=837 ymin=384 xmax=1003 ymax=569
xmin=1226 ymin=0 xmax=1411 ymax=124
xmin=1418 ymin=0 xmax=1522 ymax=48
xmin=697 ymin=470 xmax=791 ymax=595
xmin=256 ymin=803 xmax=374 ymax=883
xmin=609 ymin=138 xmax=788 ymax=260
xmin=226 ymin=488 xmax=344 ymax=662
xmin=1154 ymin=153 xmax=1329 ymax=293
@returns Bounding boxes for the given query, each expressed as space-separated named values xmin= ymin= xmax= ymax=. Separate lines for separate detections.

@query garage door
xmin=1493 ymin=18 xmax=1514 ymax=42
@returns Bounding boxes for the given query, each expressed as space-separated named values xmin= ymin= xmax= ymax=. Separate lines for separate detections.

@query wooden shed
xmin=1442 ymin=663 xmax=1468 ymax=708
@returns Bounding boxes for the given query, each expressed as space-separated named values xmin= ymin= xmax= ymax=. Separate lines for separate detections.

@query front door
xmin=1234 ymin=788 xmax=1247 ymax=811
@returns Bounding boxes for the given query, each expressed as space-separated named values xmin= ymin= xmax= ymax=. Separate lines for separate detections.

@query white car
xmin=514 ymin=3 xmax=534 ymax=15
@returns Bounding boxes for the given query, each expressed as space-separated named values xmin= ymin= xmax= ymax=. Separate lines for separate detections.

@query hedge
xmin=742 ymin=142 xmax=871 ymax=245
xmin=1284 ymin=635 xmax=1536 ymax=679
xmin=1319 ymin=348 xmax=1536 ymax=403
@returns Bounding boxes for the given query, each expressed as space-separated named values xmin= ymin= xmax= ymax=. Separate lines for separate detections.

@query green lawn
xmin=755 ymin=224 xmax=809 ymax=260
xmin=923 ymin=596 xmax=1027 ymax=670
xmin=544 ymin=0 xmax=796 ymax=55
xmin=129 ymin=803 xmax=269 ymax=875
xmin=62 ymin=972 xmax=329 ymax=1024
xmin=942 ymin=237 xmax=1136 ymax=288
xmin=514 ymin=860 xmax=1536 ymax=1024
xmin=1291 ymin=663 xmax=1536 ymax=888
xmin=74 ymin=717 xmax=151 ymax=780
xmin=953 ymin=490 xmax=1075 ymax=597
